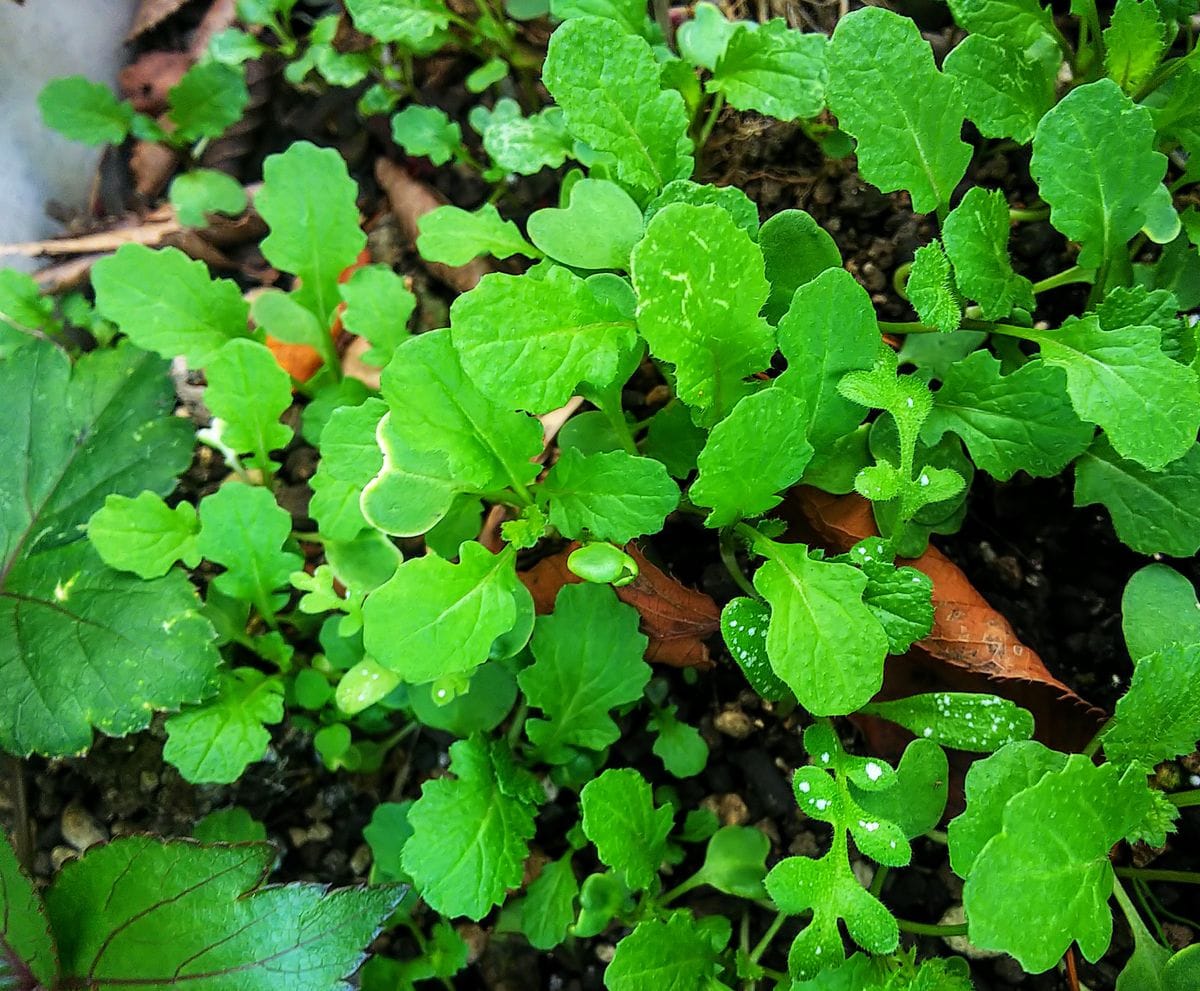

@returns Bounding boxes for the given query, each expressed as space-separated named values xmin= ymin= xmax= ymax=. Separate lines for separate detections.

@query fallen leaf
xmin=520 ymin=543 xmax=718 ymax=669
xmin=127 ymin=0 xmax=193 ymax=40
xmin=131 ymin=138 xmax=182 ymax=198
xmin=188 ymin=0 xmax=238 ymax=60
xmin=119 ymin=51 xmax=192 ymax=114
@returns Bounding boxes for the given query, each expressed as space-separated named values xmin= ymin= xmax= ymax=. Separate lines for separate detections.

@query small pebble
xmin=716 ymin=793 xmax=750 ymax=826
xmin=714 ymin=708 xmax=756 ymax=740
xmin=288 ymin=826 xmax=309 ymax=848
xmin=50 ymin=845 xmax=77 ymax=871
xmin=594 ymin=944 xmax=616 ymax=964
xmin=457 ymin=923 xmax=488 ymax=964
xmin=939 ymin=904 xmax=1004 ymax=960
xmin=139 ymin=770 xmax=159 ymax=793
xmin=60 ymin=805 xmax=107 ymax=852
xmin=349 ymin=843 xmax=372 ymax=876
xmin=307 ymin=822 xmax=333 ymax=844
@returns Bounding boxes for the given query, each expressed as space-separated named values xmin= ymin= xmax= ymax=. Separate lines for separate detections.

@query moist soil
xmin=3 ymin=4 xmax=1199 ymax=989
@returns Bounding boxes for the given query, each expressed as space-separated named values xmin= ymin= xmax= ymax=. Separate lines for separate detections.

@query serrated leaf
xmin=943 ymin=35 xmax=1056 ymax=144
xmin=1104 ymin=644 xmax=1200 ymax=768
xmin=838 ymin=538 xmax=934 ymax=653
xmin=338 ymin=264 xmax=415 ymax=366
xmin=540 ymin=448 xmax=679 ymax=543
xmin=344 ymin=0 xmax=451 ymax=44
xmin=946 ymin=0 xmax=1059 ymax=49
xmin=753 ymin=541 xmax=889 ymax=715
xmin=519 ymin=583 xmax=650 ymax=761
xmin=0 ymin=341 xmax=214 ymax=756
xmin=1104 ymin=0 xmax=1167 ymax=94
xmin=825 ymin=8 xmax=970 ymax=214
xmin=721 ymin=597 xmax=790 ymax=701
xmin=205 ymin=339 xmax=293 ymax=471
xmin=1030 ymin=80 xmax=1166 ymax=273
xmin=942 ymin=188 xmax=1035 ymax=319
xmin=391 ymin=105 xmax=461 ymax=165
xmin=543 ymin=17 xmax=692 ymax=194
xmin=527 ymin=179 xmax=644 ymax=271
xmin=471 ymin=98 xmax=573 ymax=176
xmin=776 ymin=267 xmax=878 ymax=448
xmin=644 ymin=180 xmax=760 ymax=239
xmin=87 ymin=492 xmax=200 ymax=579
xmin=907 ymin=242 xmax=961 ymax=333
xmin=963 ymin=755 xmax=1152 ymax=971
xmin=690 ymin=388 xmax=813 ymax=527
xmin=163 ymin=668 xmax=283 ymax=783
xmin=168 ymin=169 xmax=247 ymax=227
xmin=923 ymin=351 xmax=1092 ymax=480
xmin=631 ymin=203 xmax=774 ymax=424
xmin=1122 ymin=564 xmax=1200 ymax=662
xmin=581 ymin=768 xmax=673 ymax=889
xmin=1030 ymin=315 xmax=1200 ymax=470
xmin=1074 ymin=436 xmax=1200 ymax=556
xmin=759 ymin=209 xmax=842 ymax=324
xmin=0 ymin=828 xmax=57 ymax=986
xmin=403 ymin=737 xmax=537 ymax=919
xmin=257 ymin=141 xmax=366 ymax=326
xmin=416 ymin=203 xmax=539 ymax=266
xmin=46 ymin=836 xmax=400 ymax=988
xmin=708 ymin=20 xmax=826 ymax=121
xmin=362 ymin=542 xmax=526 ymax=684
xmin=38 ymin=76 xmax=133 ymax=145
xmin=606 ymin=914 xmax=726 ymax=990
xmin=92 ymin=244 xmax=250 ymax=366
xmin=450 ymin=267 xmax=638 ymax=414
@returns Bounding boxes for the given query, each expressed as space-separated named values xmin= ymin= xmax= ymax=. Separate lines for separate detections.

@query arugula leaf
xmin=643 ymin=401 xmax=707 ymax=478
xmin=720 ymin=597 xmax=790 ymax=701
xmin=163 ymin=668 xmax=283 ymax=783
xmin=606 ymin=914 xmax=727 ymax=990
xmin=759 ymin=209 xmax=842 ymax=325
xmin=92 ymin=244 xmax=250 ymax=366
xmin=581 ymin=768 xmax=674 ymax=889
xmin=46 ymin=837 xmax=400 ymax=988
xmin=1030 ymin=80 xmax=1167 ymax=274
xmin=649 ymin=705 xmax=709 ymax=777
xmin=1095 ymin=286 xmax=1188 ymax=360
xmin=309 ymin=399 xmax=384 ymax=541
xmin=38 ymin=75 xmax=133 ymax=144
xmin=391 ymin=105 xmax=462 ymax=165
xmin=527 ymin=179 xmax=644 ymax=271
xmin=945 ymin=0 xmax=1059 ymax=50
xmin=1122 ymin=564 xmax=1200 ymax=661
xmin=543 ymin=17 xmax=692 ymax=194
xmin=1104 ymin=643 xmax=1200 ymax=768
xmin=708 ymin=20 xmax=827 ymax=121
xmin=204 ymin=339 xmax=294 ymax=473
xmin=678 ymin=3 xmax=738 ymax=71
xmin=0 ymin=828 xmax=57 ymax=985
xmin=942 ymin=188 xmax=1035 ymax=319
xmin=540 ymin=448 xmax=679 ymax=542
xmin=0 ymin=341 xmax=214 ymax=756
xmin=403 ymin=737 xmax=540 ymax=919
xmin=87 ymin=492 xmax=201 ymax=579
xmin=690 ymin=388 xmax=813 ymax=527
xmin=169 ymin=169 xmax=247 ymax=227
xmin=362 ymin=543 xmax=528 ymax=685
xmin=943 ymin=35 xmax=1056 ymax=144
xmin=866 ymin=692 xmax=1033 ymax=753
xmin=502 ymin=855 xmax=578 ymax=950
xmin=1029 ymin=315 xmax=1200 ymax=470
xmin=550 ymin=0 xmax=650 ymax=35
xmin=417 ymin=204 xmax=540 ymax=266
xmin=825 ymin=7 xmax=970 ymax=214
xmin=338 ymin=264 xmax=415 ymax=366
xmin=753 ymin=540 xmax=889 ymax=715
xmin=257 ymin=141 xmax=366 ymax=326
xmin=470 ymin=99 xmax=573 ymax=175
xmin=922 ymin=351 xmax=1092 ymax=480
xmin=519 ymin=583 xmax=650 ymax=761
xmin=645 ymin=180 xmax=760 ymax=240
xmin=168 ymin=62 xmax=248 ymax=142
xmin=344 ymin=0 xmax=451 ymax=45
xmin=1104 ymin=0 xmax=1167 ymax=94
xmin=836 ymin=538 xmax=934 ymax=654
xmin=450 ymin=268 xmax=638 ymax=414
xmin=907 ymin=242 xmax=961 ymax=333
xmin=631 ymin=203 xmax=774 ymax=424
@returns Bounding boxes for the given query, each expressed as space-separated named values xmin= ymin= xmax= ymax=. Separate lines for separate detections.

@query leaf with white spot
xmin=863 ymin=692 xmax=1034 ymax=752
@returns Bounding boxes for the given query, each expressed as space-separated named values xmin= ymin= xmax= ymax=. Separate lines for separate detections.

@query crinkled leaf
xmin=581 ymin=768 xmax=673 ymax=889
xmin=88 ymin=492 xmax=200 ymax=579
xmin=470 ymin=98 xmax=573 ymax=176
xmin=38 ymin=75 xmax=133 ymax=144
xmin=391 ymin=105 xmax=461 ymax=165
xmin=541 ymin=448 xmax=679 ymax=543
xmin=943 ymin=35 xmax=1056 ymax=144
xmin=838 ymin=538 xmax=934 ymax=653
xmin=720 ymin=597 xmax=790 ymax=701
xmin=338 ymin=264 xmax=415 ymax=366
xmin=1104 ymin=0 xmax=1167 ymax=94
xmin=1094 ymin=286 xmax=1187 ymax=361
xmin=605 ymin=914 xmax=727 ymax=990
xmin=644 ymin=180 xmax=760 ymax=240
xmin=866 ymin=692 xmax=1034 ymax=753
xmin=1104 ymin=643 xmax=1200 ymax=768
xmin=163 ymin=668 xmax=283 ymax=784
xmin=169 ymin=169 xmax=247 ymax=227
xmin=631 ymin=203 xmax=774 ymax=424
xmin=92 ymin=244 xmax=250 ymax=366
xmin=942 ymin=188 xmax=1035 ymax=319
xmin=344 ymin=0 xmax=451 ymax=44
xmin=825 ymin=8 xmax=970 ymax=214
xmin=417 ymin=203 xmax=539 ymax=266
xmin=709 ymin=20 xmax=826 ymax=121
xmin=946 ymin=0 xmax=1059 ymax=50
xmin=204 ymin=339 xmax=293 ymax=472
xmin=1121 ymin=564 xmax=1200 ymax=662
xmin=907 ymin=242 xmax=961 ymax=334
xmin=527 ymin=179 xmax=644 ymax=271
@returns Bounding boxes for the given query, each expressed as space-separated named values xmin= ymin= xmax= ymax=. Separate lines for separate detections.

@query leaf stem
xmin=1115 ymin=868 xmax=1200 ymax=886
xmin=720 ymin=527 xmax=761 ymax=601
xmin=895 ymin=918 xmax=968 ymax=937
xmin=1009 ymin=206 xmax=1051 ymax=223
xmin=1168 ymin=789 xmax=1200 ymax=808
xmin=1080 ymin=717 xmax=1111 ymax=760
xmin=659 ymin=869 xmax=705 ymax=906
xmin=868 ymin=864 xmax=890 ymax=898
xmin=748 ymin=910 xmax=788 ymax=964
xmin=876 ymin=320 xmax=943 ymax=336
xmin=695 ymin=92 xmax=726 ymax=151
xmin=1031 ymin=265 xmax=1094 ymax=295
xmin=892 ymin=262 xmax=912 ymax=301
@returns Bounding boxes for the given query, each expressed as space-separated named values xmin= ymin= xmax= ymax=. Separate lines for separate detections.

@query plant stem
xmin=696 ymin=93 xmax=726 ymax=151
xmin=505 ymin=699 xmax=528 ymax=749
xmin=1115 ymin=868 xmax=1200 ymax=886
xmin=1080 ymin=717 xmax=1111 ymax=760
xmin=924 ymin=829 xmax=949 ymax=845
xmin=896 ymin=919 xmax=969 ymax=937
xmin=720 ymin=528 xmax=761 ymax=600
xmin=748 ymin=910 xmax=788 ymax=964
xmin=1169 ymin=790 xmax=1200 ymax=808
xmin=598 ymin=399 xmax=639 ymax=456
xmin=868 ymin=864 xmax=890 ymax=898
xmin=892 ymin=262 xmax=912 ymax=301
xmin=877 ymin=320 xmax=943 ymax=336
xmin=1009 ymin=206 xmax=1051 ymax=223
xmin=659 ymin=870 xmax=705 ymax=906
xmin=1031 ymin=265 xmax=1094 ymax=295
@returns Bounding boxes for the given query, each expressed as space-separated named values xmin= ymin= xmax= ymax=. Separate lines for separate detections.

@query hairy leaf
xmin=942 ymin=188 xmax=1035 ymax=319
xmin=606 ymin=914 xmax=726 ymax=990
xmin=907 ymin=242 xmax=961 ymax=334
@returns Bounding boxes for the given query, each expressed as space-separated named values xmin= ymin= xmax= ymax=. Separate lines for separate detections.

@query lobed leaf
xmin=581 ymin=768 xmax=674 ymax=890
xmin=1104 ymin=643 xmax=1200 ymax=768
xmin=942 ymin=187 xmax=1035 ymax=319
xmin=605 ymin=914 xmax=726 ymax=990
xmin=87 ymin=492 xmax=201 ymax=579
xmin=540 ymin=448 xmax=679 ymax=543
xmin=417 ymin=203 xmax=539 ymax=266
xmin=204 ymin=339 xmax=294 ymax=472
xmin=943 ymin=35 xmax=1056 ymax=144
xmin=708 ymin=20 xmax=826 ymax=122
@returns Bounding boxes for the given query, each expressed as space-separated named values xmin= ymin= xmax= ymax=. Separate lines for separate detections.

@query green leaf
xmin=163 ymin=669 xmax=283 ymax=783
xmin=338 ymin=264 xmax=415 ymax=366
xmin=550 ymin=0 xmax=649 ymax=35
xmin=649 ymin=705 xmax=709 ymax=777
xmin=690 ymin=388 xmax=813 ymax=527
xmin=309 ymin=399 xmax=384 ymax=541
xmin=470 ymin=98 xmax=573 ymax=176
xmin=0 ymin=268 xmax=55 ymax=342
xmin=391 ymin=105 xmax=462 ymax=165
xmin=543 ymin=17 xmax=693 ymax=194
xmin=865 ymin=692 xmax=1034 ymax=752
xmin=849 ymin=738 xmax=949 ymax=839
xmin=540 ymin=448 xmax=679 ymax=543
xmin=362 ymin=543 xmax=528 ymax=684
xmin=527 ymin=179 xmax=644 ymax=271
xmin=168 ymin=169 xmax=247 ymax=227
xmin=402 ymin=737 xmax=539 ymax=919
xmin=678 ymin=2 xmax=737 ymax=71
xmin=753 ymin=541 xmax=889 ymax=715
xmin=720 ymin=597 xmax=790 ymax=701
xmin=631 ymin=203 xmax=774 ymax=424
xmin=1104 ymin=0 xmax=1167 ymax=94
xmin=87 ymin=492 xmax=201 ymax=579
xmin=776 ymin=267 xmax=879 ymax=448
xmin=759 ymin=209 xmax=841 ymax=325
xmin=825 ymin=7 xmax=970 ymax=214
xmin=363 ymin=801 xmax=414 ymax=884
xmin=450 ymin=267 xmax=638 ymax=414
xmin=836 ymin=538 xmax=934 ymax=654
xmin=963 ymin=755 xmax=1152 ymax=971
xmin=1074 ymin=436 xmax=1200 ymax=556
xmin=1104 ymin=643 xmax=1200 ymax=768
xmin=92 ymin=244 xmax=250 ymax=366
xmin=466 ymin=57 xmax=508 ymax=93
xmin=519 ymin=582 xmax=650 ymax=761
xmin=943 ymin=35 xmax=1056 ymax=144
xmin=257 ymin=141 xmax=366 ymax=326
xmin=344 ymin=0 xmax=451 ymax=44
xmin=1095 ymin=285 xmax=1187 ymax=361
xmin=38 ymin=76 xmax=132 ymax=144
xmin=644 ymin=180 xmax=760 ymax=240
xmin=505 ymin=855 xmax=578 ymax=950
xmin=922 ymin=351 xmax=1092 ymax=481
xmin=0 ymin=341 xmax=214 ymax=756
xmin=416 ymin=203 xmax=539 ymax=266
xmin=907 ymin=242 xmax=961 ymax=334
xmin=581 ymin=768 xmax=673 ymax=889
xmin=196 ymin=484 xmax=302 ymax=615
xmin=425 ymin=495 xmax=484 ymax=558
xmin=942 ymin=188 xmax=1035 ymax=319
xmin=605 ymin=914 xmax=726 ymax=990
xmin=695 ymin=826 xmax=769 ymax=898
xmin=204 ymin=339 xmax=294 ymax=472
xmin=0 ymin=828 xmax=58 ymax=987
xmin=1121 ymin=564 xmax=1200 ymax=661
xmin=168 ymin=62 xmax=249 ymax=142
xmin=46 ymin=837 xmax=400 ymax=988
xmin=643 ymin=401 xmax=707 ymax=478
xmin=1030 ymin=315 xmax=1200 ymax=470
xmin=251 ymin=289 xmax=329 ymax=357
xmin=1030 ymin=79 xmax=1167 ymax=272
xmin=708 ymin=20 xmax=826 ymax=121
xmin=946 ymin=0 xmax=1059 ymax=50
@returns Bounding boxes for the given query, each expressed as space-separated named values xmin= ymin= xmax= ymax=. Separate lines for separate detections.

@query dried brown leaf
xmin=127 ymin=0 xmax=193 ymax=40
xmin=119 ymin=51 xmax=191 ymax=113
